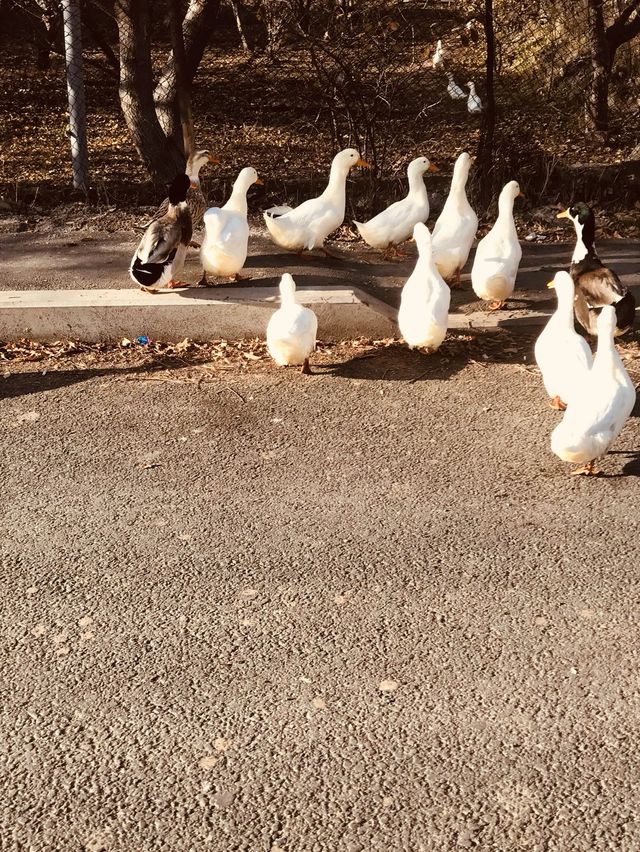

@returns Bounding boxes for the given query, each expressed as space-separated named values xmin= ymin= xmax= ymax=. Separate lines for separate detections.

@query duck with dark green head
xmin=557 ymin=202 xmax=635 ymax=336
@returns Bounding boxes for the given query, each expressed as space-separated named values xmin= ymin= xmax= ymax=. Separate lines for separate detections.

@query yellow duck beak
xmin=354 ymin=158 xmax=371 ymax=169
xmin=208 ymin=154 xmax=220 ymax=165
xmin=190 ymin=182 xmax=199 ymax=189
xmin=556 ymin=208 xmax=571 ymax=219
xmin=255 ymin=177 xmax=264 ymax=185
xmin=427 ymin=163 xmax=439 ymax=173
xmin=517 ymin=191 xmax=525 ymax=198
xmin=547 ymin=280 xmax=555 ymax=289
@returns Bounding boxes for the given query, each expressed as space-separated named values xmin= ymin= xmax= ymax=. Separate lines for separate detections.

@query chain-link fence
xmin=1 ymin=0 xmax=638 ymax=214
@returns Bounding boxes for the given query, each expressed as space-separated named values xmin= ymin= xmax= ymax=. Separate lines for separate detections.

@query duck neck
xmin=407 ymin=169 xmax=428 ymax=200
xmin=572 ymin=219 xmax=595 ymax=263
xmin=553 ymin=288 xmax=576 ymax=327
xmin=226 ymin=179 xmax=249 ymax=215
xmin=415 ymin=238 xmax=433 ymax=271
xmin=496 ymin=193 xmax=516 ymax=235
xmin=323 ymin=161 xmax=349 ymax=203
xmin=444 ymin=167 xmax=470 ymax=212
xmin=186 ymin=159 xmax=202 ymax=183
xmin=592 ymin=331 xmax=619 ymax=380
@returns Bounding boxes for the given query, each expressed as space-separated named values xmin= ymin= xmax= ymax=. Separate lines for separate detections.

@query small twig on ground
xmin=217 ymin=385 xmax=245 ymax=403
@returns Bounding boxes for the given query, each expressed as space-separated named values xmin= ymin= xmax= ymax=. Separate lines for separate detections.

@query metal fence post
xmin=475 ymin=0 xmax=496 ymax=210
xmin=61 ymin=0 xmax=89 ymax=191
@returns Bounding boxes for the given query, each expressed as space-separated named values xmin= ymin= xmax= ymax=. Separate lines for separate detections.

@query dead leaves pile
xmin=3 ymin=330 xmax=639 ymax=387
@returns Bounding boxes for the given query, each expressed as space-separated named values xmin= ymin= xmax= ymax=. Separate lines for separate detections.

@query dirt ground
xmin=2 ymin=333 xmax=640 ymax=850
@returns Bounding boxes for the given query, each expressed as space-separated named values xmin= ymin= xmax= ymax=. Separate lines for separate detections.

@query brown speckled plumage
xmin=147 ymin=150 xmax=216 ymax=232
xmin=150 ymin=182 xmax=206 ymax=230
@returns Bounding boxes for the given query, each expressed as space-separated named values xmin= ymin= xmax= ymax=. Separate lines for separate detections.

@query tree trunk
xmin=229 ymin=0 xmax=250 ymax=52
xmin=115 ymin=0 xmax=184 ymax=181
xmin=475 ymin=0 xmax=496 ymax=209
xmin=587 ymin=0 xmax=610 ymax=133
xmin=168 ymin=0 xmax=195 ymax=158
xmin=154 ymin=0 xmax=221 ymax=149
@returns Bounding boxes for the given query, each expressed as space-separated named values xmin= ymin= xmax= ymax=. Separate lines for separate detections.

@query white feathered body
xmin=356 ymin=194 xmax=429 ymax=250
xmin=471 ymin=182 xmax=522 ymax=302
xmin=551 ymin=307 xmax=636 ymax=465
xmin=264 ymin=193 xmax=344 ymax=252
xmin=534 ymin=276 xmax=593 ymax=403
xmin=201 ymin=207 xmax=249 ymax=276
xmin=201 ymin=167 xmax=259 ymax=277
xmin=398 ymin=223 xmax=450 ymax=350
xmin=264 ymin=149 xmax=364 ymax=252
xmin=354 ymin=158 xmax=432 ymax=250
xmin=551 ymin=360 xmax=635 ymax=464
xmin=267 ymin=275 xmax=318 ymax=366
xmin=432 ymin=153 xmax=477 ymax=280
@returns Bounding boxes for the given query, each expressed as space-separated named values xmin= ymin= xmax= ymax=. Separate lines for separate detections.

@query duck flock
xmin=130 ymin=147 xmax=637 ymax=478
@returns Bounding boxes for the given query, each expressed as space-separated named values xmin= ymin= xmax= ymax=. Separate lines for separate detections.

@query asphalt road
xmin=2 ymin=337 xmax=640 ymax=850
xmin=1 ymin=230 xmax=638 ymax=319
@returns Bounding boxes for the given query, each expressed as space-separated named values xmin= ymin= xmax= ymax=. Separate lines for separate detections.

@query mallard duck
xmin=471 ymin=180 xmax=523 ymax=310
xmin=432 ymin=39 xmax=445 ymax=70
xmin=148 ymin=150 xmax=218 ymax=234
xmin=446 ymin=73 xmax=467 ymax=100
xmin=551 ymin=305 xmax=636 ymax=475
xmin=353 ymin=157 xmax=437 ymax=257
xmin=199 ymin=167 xmax=263 ymax=285
xmin=534 ymin=271 xmax=593 ymax=410
xmin=432 ymin=151 xmax=478 ymax=287
xmin=466 ymin=82 xmax=483 ymax=113
xmin=398 ymin=222 xmax=450 ymax=352
xmin=557 ymin=202 xmax=636 ymax=336
xmin=266 ymin=273 xmax=318 ymax=374
xmin=264 ymin=149 xmax=370 ymax=253
xmin=130 ymin=173 xmax=192 ymax=293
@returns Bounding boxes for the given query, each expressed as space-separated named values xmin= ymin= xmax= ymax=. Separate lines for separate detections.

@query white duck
xmin=432 ymin=39 xmax=445 ymax=70
xmin=398 ymin=222 xmax=450 ymax=352
xmin=267 ymin=273 xmax=318 ymax=374
xmin=467 ymin=82 xmax=483 ymax=114
xmin=263 ymin=149 xmax=370 ymax=253
xmin=471 ymin=180 xmax=523 ymax=310
xmin=446 ymin=73 xmax=467 ymax=100
xmin=199 ymin=166 xmax=263 ymax=284
xmin=353 ymin=157 xmax=437 ymax=257
xmin=551 ymin=305 xmax=636 ymax=475
xmin=534 ymin=271 xmax=593 ymax=410
xmin=432 ymin=152 xmax=478 ymax=287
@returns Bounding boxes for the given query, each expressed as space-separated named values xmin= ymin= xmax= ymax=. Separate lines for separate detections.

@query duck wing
xmin=572 ymin=254 xmax=629 ymax=306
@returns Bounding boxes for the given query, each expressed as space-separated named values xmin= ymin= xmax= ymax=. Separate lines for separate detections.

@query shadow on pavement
xmin=0 ymin=362 xmax=182 ymax=400
xmin=315 ymin=343 xmax=466 ymax=382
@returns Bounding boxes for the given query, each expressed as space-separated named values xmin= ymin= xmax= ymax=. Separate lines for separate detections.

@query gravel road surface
xmin=2 ymin=335 xmax=640 ymax=850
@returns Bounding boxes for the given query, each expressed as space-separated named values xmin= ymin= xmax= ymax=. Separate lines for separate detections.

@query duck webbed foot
xmin=549 ymin=395 xmax=567 ymax=411
xmin=570 ymin=461 xmax=599 ymax=476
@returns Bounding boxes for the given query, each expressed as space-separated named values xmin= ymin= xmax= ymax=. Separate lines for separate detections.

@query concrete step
xmin=0 ymin=286 xmax=555 ymax=343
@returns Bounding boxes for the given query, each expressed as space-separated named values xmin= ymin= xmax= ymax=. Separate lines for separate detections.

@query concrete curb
xmin=0 ymin=286 xmax=400 ymax=342
xmin=0 ymin=286 xmax=558 ymax=342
